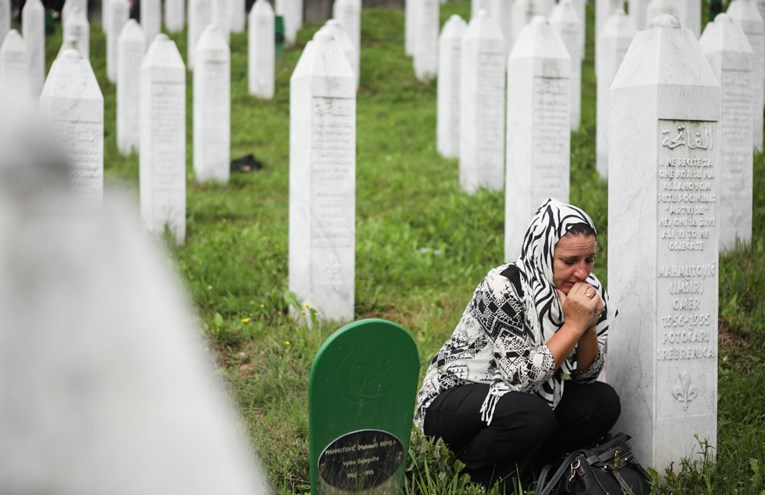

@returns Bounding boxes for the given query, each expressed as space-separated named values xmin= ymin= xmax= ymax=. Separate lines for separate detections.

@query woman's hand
xmin=557 ymin=282 xmax=605 ymax=337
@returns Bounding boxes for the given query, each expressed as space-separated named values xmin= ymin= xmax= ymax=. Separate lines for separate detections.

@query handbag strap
xmin=535 ymin=452 xmax=579 ymax=495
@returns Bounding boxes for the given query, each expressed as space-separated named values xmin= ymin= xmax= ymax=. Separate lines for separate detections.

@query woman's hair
xmin=564 ymin=222 xmax=597 ymax=239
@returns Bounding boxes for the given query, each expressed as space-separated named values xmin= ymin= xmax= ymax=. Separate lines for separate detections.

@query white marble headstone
xmin=405 ymin=0 xmax=416 ymax=55
xmin=437 ymin=15 xmax=467 ymax=159
xmin=551 ymin=0 xmax=583 ymax=131
xmin=728 ymin=0 xmax=764 ymax=151
xmin=0 ymin=107 xmax=273 ymax=495
xmin=230 ymin=0 xmax=245 ymax=32
xmin=489 ymin=0 xmax=514 ymax=56
xmin=608 ymin=14 xmax=719 ymax=473
xmin=680 ymin=0 xmax=701 ymax=37
xmin=21 ymin=0 xmax=44 ymax=95
xmin=188 ymin=0 xmax=212 ymax=69
xmin=596 ymin=0 xmax=623 ymax=36
xmin=0 ymin=0 xmax=9 ymax=46
xmin=39 ymin=49 xmax=104 ymax=202
xmin=165 ymin=0 xmax=185 ymax=32
xmin=629 ymin=0 xmax=649 ymax=30
xmin=321 ymin=20 xmax=356 ymax=89
xmin=333 ymin=0 xmax=361 ymax=87
xmin=106 ymin=0 xmax=128 ymax=83
xmin=459 ymin=10 xmax=506 ymax=195
xmin=646 ymin=0 xmax=682 ymax=25
xmin=0 ymin=29 xmax=29 ymax=98
xmin=700 ymin=14 xmax=753 ymax=251
xmin=194 ymin=25 xmax=230 ymax=184
xmin=573 ymin=0 xmax=586 ymax=53
xmin=117 ymin=20 xmax=145 ymax=156
xmin=61 ymin=0 xmax=86 ymax=27
xmin=140 ymin=34 xmax=186 ymax=245
xmin=276 ymin=0 xmax=303 ymax=45
xmin=413 ymin=0 xmax=438 ymax=82
xmin=248 ymin=0 xmax=274 ymax=99
xmin=63 ymin=7 xmax=90 ymax=59
xmin=596 ymin=10 xmax=636 ymax=180
xmin=142 ymin=0 xmax=162 ymax=44
xmin=505 ymin=16 xmax=570 ymax=261
xmin=512 ymin=0 xmax=533 ymax=45
xmin=289 ymin=31 xmax=356 ymax=322
xmin=102 ymin=0 xmax=110 ymax=34
xmin=212 ymin=0 xmax=231 ymax=43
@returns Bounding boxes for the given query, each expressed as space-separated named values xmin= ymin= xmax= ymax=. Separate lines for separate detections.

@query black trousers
xmin=423 ymin=381 xmax=621 ymax=491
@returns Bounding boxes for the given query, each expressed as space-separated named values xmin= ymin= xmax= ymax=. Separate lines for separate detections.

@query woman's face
xmin=552 ymin=234 xmax=597 ymax=295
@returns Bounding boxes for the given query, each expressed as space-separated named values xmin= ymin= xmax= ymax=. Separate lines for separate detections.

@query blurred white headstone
xmin=140 ymin=34 xmax=186 ymax=245
xmin=489 ymin=0 xmax=514 ymax=56
xmin=165 ymin=0 xmax=185 ymax=32
xmin=188 ymin=0 xmax=212 ymax=68
xmin=505 ymin=16 xmax=570 ymax=260
xmin=596 ymin=9 xmax=636 ymax=180
xmin=700 ymin=14 xmax=753 ymax=251
xmin=405 ymin=0 xmax=416 ymax=55
xmin=459 ymin=9 xmax=505 ymax=195
xmin=61 ymin=0 xmax=86 ymax=27
xmin=63 ymin=7 xmax=90 ymax=59
xmin=230 ymin=0 xmax=245 ymax=32
xmin=629 ymin=0 xmax=649 ymax=30
xmin=276 ymin=0 xmax=302 ymax=45
xmin=728 ymin=0 xmax=764 ymax=151
xmin=573 ymin=0 xmax=586 ymax=53
xmin=679 ymin=0 xmax=701 ymax=37
xmin=551 ymin=0 xmax=583 ymax=131
xmin=333 ymin=0 xmax=361 ymax=86
xmin=248 ymin=0 xmax=274 ymax=99
xmin=21 ymin=0 xmax=44 ymax=95
xmin=0 ymin=29 xmax=29 ymax=100
xmin=437 ymin=15 xmax=467 ymax=159
xmin=513 ymin=0 xmax=533 ymax=45
xmin=0 ymin=104 xmax=274 ymax=495
xmin=414 ymin=0 xmax=438 ymax=81
xmin=194 ymin=25 xmax=230 ymax=184
xmin=646 ymin=0 xmax=681 ymax=24
xmin=608 ymin=14 xmax=719 ymax=473
xmin=0 ymin=0 xmax=9 ymax=46
xmin=142 ymin=0 xmax=162 ymax=44
xmin=212 ymin=0 xmax=231 ymax=43
xmin=596 ymin=0 xmax=622 ymax=35
xmin=39 ymin=49 xmax=103 ymax=202
xmin=322 ymin=20 xmax=357 ymax=89
xmin=107 ymin=0 xmax=129 ymax=83
xmin=118 ymin=20 xmax=145 ymax=155
xmin=289 ymin=31 xmax=356 ymax=322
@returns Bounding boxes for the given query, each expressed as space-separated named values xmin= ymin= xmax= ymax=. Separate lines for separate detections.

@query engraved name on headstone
xmin=437 ymin=15 xmax=467 ymax=159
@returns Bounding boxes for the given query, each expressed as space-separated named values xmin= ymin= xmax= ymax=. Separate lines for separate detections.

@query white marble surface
xmin=414 ymin=0 xmax=438 ymax=81
xmin=629 ymin=0 xmax=649 ymax=29
xmin=188 ymin=0 xmax=212 ymax=69
xmin=0 ymin=29 xmax=28 ymax=98
xmin=405 ymin=0 xmax=416 ymax=56
xmin=505 ymin=16 xmax=570 ymax=261
xmin=142 ymin=0 xmax=161 ymax=44
xmin=551 ymin=0 xmax=583 ymax=131
xmin=437 ymin=15 xmax=466 ymax=159
xmin=229 ymin=0 xmax=245 ymax=33
xmin=512 ymin=0 xmax=533 ymax=46
xmin=680 ymin=0 xmax=701 ymax=37
xmin=106 ymin=0 xmax=128 ymax=83
xmin=117 ymin=20 xmax=144 ymax=156
xmin=333 ymin=0 xmax=361 ymax=87
xmin=39 ymin=49 xmax=104 ymax=202
xmin=596 ymin=9 xmax=636 ymax=179
xmin=596 ymin=0 xmax=622 ymax=36
xmin=63 ymin=7 xmax=89 ymax=59
xmin=459 ymin=10 xmax=505 ymax=195
xmin=21 ymin=0 xmax=44 ymax=95
xmin=0 ymin=0 xmax=9 ymax=47
xmin=212 ymin=0 xmax=231 ymax=43
xmin=139 ymin=34 xmax=186 ymax=245
xmin=194 ymin=25 xmax=230 ymax=184
xmin=728 ymin=0 xmax=764 ymax=151
xmin=608 ymin=15 xmax=719 ymax=473
xmin=489 ymin=0 xmax=513 ymax=56
xmin=700 ymin=14 xmax=753 ymax=251
xmin=321 ymin=20 xmax=356 ymax=88
xmin=646 ymin=0 xmax=682 ymax=26
xmin=276 ymin=0 xmax=303 ymax=45
xmin=248 ymin=0 xmax=274 ymax=99
xmin=289 ymin=31 xmax=356 ymax=322
xmin=61 ymin=0 xmax=86 ymax=27
xmin=165 ymin=0 xmax=185 ymax=32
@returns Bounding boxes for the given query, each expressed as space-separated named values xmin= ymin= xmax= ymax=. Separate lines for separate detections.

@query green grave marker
xmin=309 ymin=319 xmax=420 ymax=494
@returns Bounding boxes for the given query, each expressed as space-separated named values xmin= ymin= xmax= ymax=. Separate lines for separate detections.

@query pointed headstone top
xmin=197 ymin=24 xmax=230 ymax=55
xmin=442 ymin=14 xmax=467 ymax=37
xmin=41 ymin=47 xmax=102 ymax=101
xmin=465 ymin=8 xmax=504 ymax=41
xmin=649 ymin=13 xmax=682 ymax=29
xmin=252 ymin=0 xmax=274 ymax=15
xmin=700 ymin=13 xmax=753 ymax=54
xmin=511 ymin=14 xmax=570 ymax=60
xmin=142 ymin=34 xmax=184 ymax=71
xmin=119 ymin=18 xmax=145 ymax=42
xmin=1 ymin=28 xmax=26 ymax=53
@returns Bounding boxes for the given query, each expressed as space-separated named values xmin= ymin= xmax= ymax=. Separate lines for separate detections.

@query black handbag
xmin=535 ymin=432 xmax=654 ymax=495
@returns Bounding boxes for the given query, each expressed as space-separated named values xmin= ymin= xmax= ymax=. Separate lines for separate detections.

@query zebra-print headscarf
xmin=515 ymin=198 xmax=611 ymax=407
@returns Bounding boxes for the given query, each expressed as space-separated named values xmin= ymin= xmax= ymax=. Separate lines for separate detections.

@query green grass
xmin=53 ymin=1 xmax=765 ymax=493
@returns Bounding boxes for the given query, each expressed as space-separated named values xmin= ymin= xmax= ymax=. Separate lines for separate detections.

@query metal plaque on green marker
xmin=309 ymin=319 xmax=420 ymax=494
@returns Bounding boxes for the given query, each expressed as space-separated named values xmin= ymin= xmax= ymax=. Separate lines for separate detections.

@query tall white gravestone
xmin=212 ymin=0 xmax=231 ymax=43
xmin=405 ymin=0 xmax=416 ymax=55
xmin=165 ymin=0 xmax=185 ymax=32
xmin=414 ymin=0 xmax=438 ymax=81
xmin=573 ymin=0 xmax=586 ymax=54
xmin=630 ymin=0 xmax=649 ymax=29
xmin=61 ymin=0 xmax=86 ymax=27
xmin=513 ymin=0 xmax=533 ymax=45
xmin=459 ymin=10 xmax=506 ymax=194
xmin=248 ymin=0 xmax=275 ymax=99
xmin=489 ymin=0 xmax=514 ymax=56
xmin=21 ymin=0 xmax=44 ymax=95
xmin=596 ymin=10 xmax=636 ymax=179
xmin=0 ymin=29 xmax=29 ymax=98
xmin=333 ymin=0 xmax=361 ymax=86
xmin=700 ymin=14 xmax=753 ymax=251
xmin=680 ymin=0 xmax=701 ymax=37
xmin=188 ymin=0 xmax=212 ymax=69
xmin=106 ymin=0 xmax=128 ymax=83
xmin=39 ymin=49 xmax=104 ymax=202
xmin=321 ymin=20 xmax=356 ymax=88
xmin=142 ymin=0 xmax=162 ymax=44
xmin=276 ymin=0 xmax=303 ymax=45
xmin=289 ymin=32 xmax=356 ymax=322
xmin=140 ymin=34 xmax=186 ymax=245
xmin=505 ymin=17 xmax=571 ymax=261
xmin=63 ymin=7 xmax=89 ymax=59
xmin=608 ymin=15 xmax=719 ymax=472
xmin=728 ymin=0 xmax=764 ymax=151
xmin=117 ymin=20 xmax=145 ymax=155
xmin=0 ymin=0 xmax=9 ymax=46
xmin=437 ymin=15 xmax=467 ymax=159
xmin=230 ymin=0 xmax=245 ymax=33
xmin=550 ymin=0 xmax=583 ymax=131
xmin=194 ymin=25 xmax=230 ymax=184
xmin=596 ymin=0 xmax=623 ymax=36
